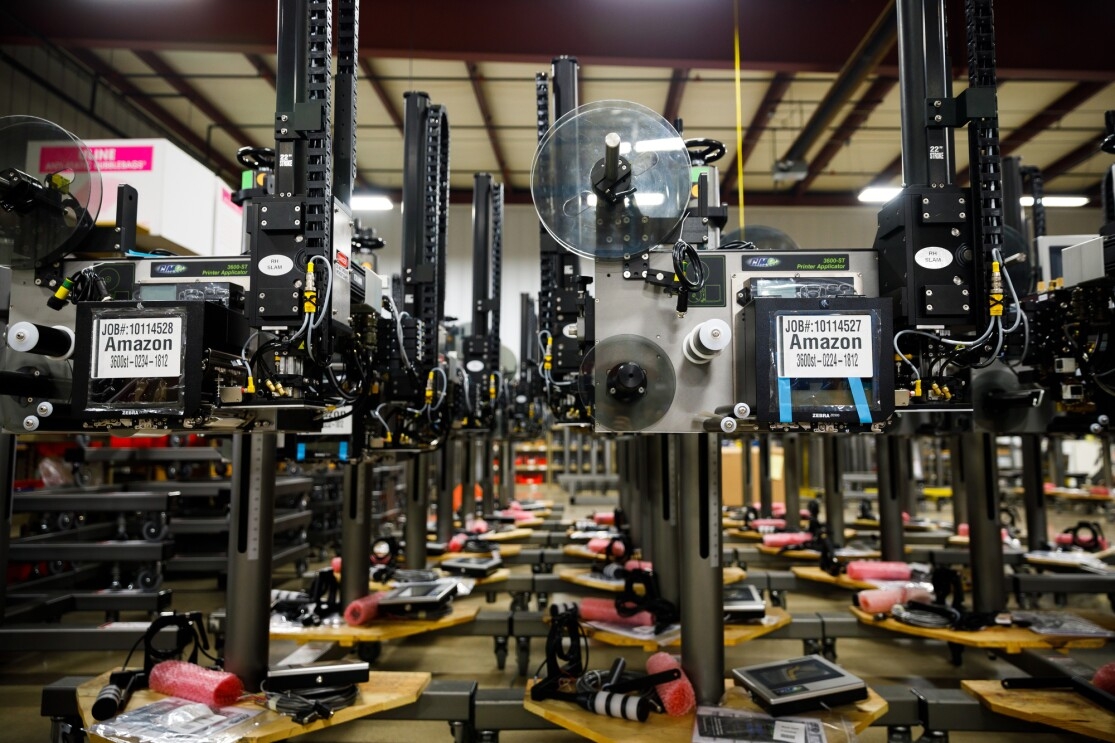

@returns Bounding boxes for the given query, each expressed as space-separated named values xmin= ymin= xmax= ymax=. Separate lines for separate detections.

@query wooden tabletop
xmin=269 ymin=603 xmax=480 ymax=647
xmin=559 ymin=566 xmax=747 ymax=593
xmin=79 ymin=669 xmax=429 ymax=743
xmin=522 ymin=680 xmax=886 ymax=743
xmin=791 ymin=565 xmax=877 ymax=590
xmin=672 ymin=607 xmax=793 ymax=648
xmin=757 ymin=545 xmax=883 ymax=562
xmin=849 ymin=606 xmax=1109 ymax=653
xmin=962 ymin=679 xmax=1115 ymax=742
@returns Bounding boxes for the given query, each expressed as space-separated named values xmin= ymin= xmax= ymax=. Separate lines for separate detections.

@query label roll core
xmin=7 ymin=322 xmax=75 ymax=359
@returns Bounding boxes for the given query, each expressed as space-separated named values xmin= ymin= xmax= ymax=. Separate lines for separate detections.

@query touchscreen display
xmin=751 ymin=659 xmax=843 ymax=689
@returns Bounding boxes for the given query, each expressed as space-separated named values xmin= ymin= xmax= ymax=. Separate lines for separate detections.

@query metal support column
xmin=876 ymin=436 xmax=907 ymax=562
xmin=405 ymin=454 xmax=429 ymax=569
xmin=480 ymin=436 xmax=494 ymax=515
xmin=758 ymin=436 xmax=772 ymax=517
xmin=961 ymin=432 xmax=1006 ymax=612
xmin=649 ymin=435 xmax=679 ymax=606
xmin=822 ymin=437 xmax=845 ymax=546
xmin=783 ymin=435 xmax=801 ymax=533
xmin=624 ymin=438 xmax=645 ymax=549
xmin=1102 ymin=436 xmax=1113 ymax=488
xmin=949 ymin=435 xmax=969 ymax=526
xmin=340 ymin=460 xmax=372 ymax=607
xmin=678 ymin=434 xmax=723 ymax=706
xmin=225 ymin=433 xmax=277 ymax=692
xmin=499 ymin=438 xmax=515 ymax=506
xmin=903 ymin=438 xmax=920 ymax=516
xmin=460 ymin=438 xmax=477 ymax=521
xmin=1021 ymin=434 xmax=1049 ymax=550
xmin=808 ymin=437 xmax=824 ymax=494
xmin=1048 ymin=436 xmax=1065 ymax=487
xmin=0 ymin=433 xmax=15 ymax=618
xmin=438 ymin=440 xmax=459 ymax=543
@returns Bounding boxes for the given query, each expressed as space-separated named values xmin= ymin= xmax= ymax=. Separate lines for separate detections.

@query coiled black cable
xmin=672 ymin=240 xmax=708 ymax=292
xmin=261 ymin=684 xmax=360 ymax=724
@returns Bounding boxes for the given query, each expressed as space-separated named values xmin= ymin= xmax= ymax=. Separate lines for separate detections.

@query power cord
xmin=257 ymin=684 xmax=359 ymax=724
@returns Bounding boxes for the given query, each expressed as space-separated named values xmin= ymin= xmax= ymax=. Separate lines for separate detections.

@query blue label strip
xmin=777 ymin=377 xmax=793 ymax=423
xmin=848 ymin=377 xmax=872 ymax=424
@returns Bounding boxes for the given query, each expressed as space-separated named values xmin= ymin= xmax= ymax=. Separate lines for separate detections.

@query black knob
xmin=606 ymin=362 xmax=647 ymax=403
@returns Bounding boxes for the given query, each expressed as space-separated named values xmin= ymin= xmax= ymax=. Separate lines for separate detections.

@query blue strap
xmin=777 ymin=377 xmax=793 ymax=423
xmin=848 ymin=377 xmax=872 ymax=425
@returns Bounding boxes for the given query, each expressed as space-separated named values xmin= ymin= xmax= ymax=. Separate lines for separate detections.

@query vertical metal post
xmin=903 ymin=437 xmax=920 ymax=517
xmin=1048 ymin=436 xmax=1065 ymax=487
xmin=479 ymin=436 xmax=494 ymax=515
xmin=499 ymin=438 xmax=515 ymax=506
xmin=679 ymin=434 xmax=723 ymax=706
xmin=961 ymin=432 xmax=1006 ymax=612
xmin=757 ymin=436 xmax=772 ymax=517
xmin=896 ymin=0 xmax=955 ymax=187
xmin=0 ymin=433 xmax=15 ymax=618
xmin=876 ymin=436 xmax=907 ymax=562
xmin=1101 ymin=436 xmax=1113 ymax=488
xmin=437 ymin=439 xmax=458 ymax=542
xmin=1021 ymin=434 xmax=1049 ymax=550
xmin=225 ymin=433 xmax=277 ymax=692
xmin=783 ymin=435 xmax=801 ymax=533
xmin=460 ymin=438 xmax=476 ymax=521
xmin=649 ymin=436 xmax=680 ymax=605
xmin=340 ymin=460 xmax=372 ymax=607
xmin=949 ymin=435 xmax=969 ymax=526
xmin=405 ymin=454 xmax=428 ymax=569
xmin=808 ymin=437 xmax=824 ymax=493
xmin=822 ymin=437 xmax=845 ymax=546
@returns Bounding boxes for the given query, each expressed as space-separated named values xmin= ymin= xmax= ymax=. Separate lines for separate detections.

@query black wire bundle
xmin=671 ymin=240 xmax=708 ymax=293
xmin=261 ymin=684 xmax=360 ymax=724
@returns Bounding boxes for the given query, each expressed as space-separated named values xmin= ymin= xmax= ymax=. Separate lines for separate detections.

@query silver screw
xmin=656 ymin=272 xmax=664 ymax=280
xmin=262 ymin=207 xmax=268 ymax=213
xmin=926 ymin=289 xmax=933 ymax=296
xmin=48 ymin=279 xmax=57 ymax=288
xmin=259 ymin=306 xmax=266 ymax=312
xmin=953 ymin=275 xmax=963 ymax=285
xmin=962 ymin=289 xmax=969 ymax=296
xmin=296 ymin=236 xmax=304 ymax=243
xmin=294 ymin=220 xmax=300 ymax=226
xmin=291 ymin=306 xmax=298 ymax=312
xmin=934 ymin=100 xmax=942 ymax=108
xmin=958 ymin=197 xmax=965 ymax=204
xmin=923 ymin=213 xmax=931 ymax=219
xmin=923 ymin=198 xmax=930 ymax=205
xmin=934 ymin=114 xmax=942 ymax=122
xmin=281 ymin=114 xmax=289 ymax=122
xmin=926 ymin=304 xmax=934 ymax=311
xmin=962 ymin=304 xmax=969 ymax=311
xmin=14 ymin=330 xmax=26 ymax=342
xmin=951 ymin=228 xmax=961 ymax=237
xmin=958 ymin=212 xmax=965 ymax=219
xmin=34 ymin=278 xmax=42 ymax=286
xmin=281 ymin=128 xmax=289 ymax=135
xmin=623 ymin=270 xmax=631 ymax=279
xmin=637 ymin=386 xmax=645 ymax=394
xmin=261 ymin=220 xmax=268 ymax=226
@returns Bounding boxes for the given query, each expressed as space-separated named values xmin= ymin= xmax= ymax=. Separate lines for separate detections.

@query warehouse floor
xmin=2 ymin=486 xmax=1110 ymax=743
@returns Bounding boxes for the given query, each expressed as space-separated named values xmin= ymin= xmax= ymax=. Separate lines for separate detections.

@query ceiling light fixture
xmin=1020 ymin=195 xmax=1090 ymax=208
xmin=857 ymin=186 xmax=902 ymax=204
xmin=350 ymin=195 xmax=395 ymax=211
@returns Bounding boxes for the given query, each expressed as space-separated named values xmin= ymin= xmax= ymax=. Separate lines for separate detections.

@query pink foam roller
xmin=751 ymin=518 xmax=786 ymax=530
xmin=593 ymin=512 xmax=615 ymax=526
xmin=625 ymin=559 xmax=653 ymax=572
xmin=586 ymin=538 xmax=625 ymax=556
xmin=770 ymin=503 xmax=787 ymax=517
xmin=646 ymin=652 xmax=696 ymax=716
xmin=856 ymin=588 xmax=905 ymax=614
xmin=344 ymin=592 xmax=382 ymax=626
xmin=467 ymin=518 xmax=489 ymax=534
xmin=902 ymin=511 xmax=910 ymax=523
xmin=448 ymin=533 xmax=468 ymax=552
xmin=579 ymin=597 xmax=651 ymax=626
xmin=762 ymin=532 xmax=813 ymax=547
xmin=957 ymin=523 xmax=970 ymax=536
xmin=1054 ymin=533 xmax=1075 ymax=546
xmin=331 ymin=556 xmax=343 ymax=574
xmin=845 ymin=561 xmax=911 ymax=582
xmin=148 ymin=660 xmax=243 ymax=707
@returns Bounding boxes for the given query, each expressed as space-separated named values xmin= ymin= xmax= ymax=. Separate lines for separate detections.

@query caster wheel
xmin=136 ymin=570 xmax=162 ymax=590
xmin=57 ymin=512 xmax=76 ymax=531
xmin=142 ymin=521 xmax=169 ymax=541
xmin=356 ymin=641 xmax=382 ymax=664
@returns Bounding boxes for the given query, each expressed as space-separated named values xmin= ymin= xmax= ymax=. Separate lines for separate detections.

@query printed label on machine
xmin=776 ymin=314 xmax=873 ymax=378
xmin=92 ymin=316 xmax=184 ymax=379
